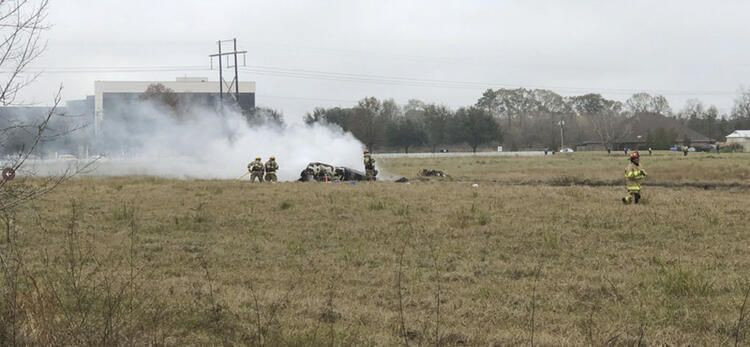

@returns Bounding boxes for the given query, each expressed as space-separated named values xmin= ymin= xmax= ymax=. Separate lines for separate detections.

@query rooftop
xmin=726 ymin=130 xmax=750 ymax=138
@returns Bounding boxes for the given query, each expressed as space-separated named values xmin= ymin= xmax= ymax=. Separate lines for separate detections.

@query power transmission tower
xmin=209 ymin=38 xmax=247 ymax=107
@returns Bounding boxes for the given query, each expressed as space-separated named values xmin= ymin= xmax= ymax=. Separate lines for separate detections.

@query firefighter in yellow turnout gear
xmin=264 ymin=157 xmax=279 ymax=182
xmin=363 ymin=150 xmax=377 ymax=181
xmin=248 ymin=157 xmax=264 ymax=183
xmin=622 ymin=151 xmax=647 ymax=204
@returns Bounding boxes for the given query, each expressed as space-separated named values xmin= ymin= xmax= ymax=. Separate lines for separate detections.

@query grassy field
xmin=381 ymin=151 xmax=750 ymax=185
xmin=3 ymin=152 xmax=750 ymax=345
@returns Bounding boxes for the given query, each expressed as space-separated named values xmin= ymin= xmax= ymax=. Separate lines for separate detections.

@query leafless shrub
xmin=0 ymin=200 xmax=168 ymax=345
xmin=190 ymin=255 xmax=242 ymax=344
xmin=1 ymin=0 xmax=49 ymax=107
xmin=320 ymin=274 xmax=342 ymax=346
xmin=396 ymin=243 xmax=411 ymax=347
xmin=734 ymin=282 xmax=750 ymax=347
xmin=427 ymin=241 xmax=442 ymax=346
xmin=1 ymin=0 xmax=93 ymax=215
xmin=236 ymin=273 xmax=298 ymax=346
xmin=528 ymin=261 xmax=543 ymax=347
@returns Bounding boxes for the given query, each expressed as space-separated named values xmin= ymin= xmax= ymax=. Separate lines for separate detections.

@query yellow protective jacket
xmin=625 ymin=163 xmax=647 ymax=192
xmin=249 ymin=160 xmax=264 ymax=173
xmin=265 ymin=160 xmax=278 ymax=173
xmin=364 ymin=155 xmax=375 ymax=170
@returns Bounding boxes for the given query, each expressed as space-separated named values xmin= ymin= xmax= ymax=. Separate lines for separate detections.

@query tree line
xmin=304 ymin=98 xmax=498 ymax=153
xmin=4 ymin=85 xmax=750 ymax=156
xmin=304 ymin=88 xmax=750 ymax=152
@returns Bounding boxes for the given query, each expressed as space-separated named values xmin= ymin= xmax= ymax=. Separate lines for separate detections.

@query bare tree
xmin=568 ymin=93 xmax=623 ymax=115
xmin=350 ymin=97 xmax=386 ymax=151
xmin=650 ymin=95 xmax=672 ymax=115
xmin=625 ymin=93 xmax=654 ymax=114
xmin=586 ymin=110 xmax=627 ymax=151
xmin=1 ymin=0 xmax=49 ymax=107
xmin=0 ymin=0 xmax=90 ymax=214
xmin=140 ymin=83 xmax=179 ymax=111
xmin=732 ymin=87 xmax=750 ymax=120
xmin=680 ymin=98 xmax=705 ymax=119
xmin=625 ymin=93 xmax=671 ymax=115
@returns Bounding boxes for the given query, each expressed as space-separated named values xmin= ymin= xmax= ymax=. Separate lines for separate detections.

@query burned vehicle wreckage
xmin=298 ymin=162 xmax=376 ymax=182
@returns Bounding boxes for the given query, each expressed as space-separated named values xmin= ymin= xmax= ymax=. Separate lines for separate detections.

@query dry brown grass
xmin=380 ymin=151 xmax=750 ymax=185
xmin=3 ymin=153 xmax=750 ymax=345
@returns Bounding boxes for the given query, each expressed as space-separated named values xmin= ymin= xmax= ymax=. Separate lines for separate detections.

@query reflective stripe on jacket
xmin=364 ymin=155 xmax=375 ymax=169
xmin=249 ymin=161 xmax=264 ymax=172
xmin=265 ymin=161 xmax=278 ymax=172
xmin=625 ymin=164 xmax=647 ymax=191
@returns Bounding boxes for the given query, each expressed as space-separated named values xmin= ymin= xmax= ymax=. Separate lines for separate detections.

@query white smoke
xmin=33 ymin=101 xmax=366 ymax=181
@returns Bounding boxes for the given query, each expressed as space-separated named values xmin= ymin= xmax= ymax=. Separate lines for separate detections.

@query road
xmin=373 ymin=151 xmax=546 ymax=159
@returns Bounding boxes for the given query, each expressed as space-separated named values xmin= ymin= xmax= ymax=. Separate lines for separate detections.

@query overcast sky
xmin=18 ymin=0 xmax=750 ymax=121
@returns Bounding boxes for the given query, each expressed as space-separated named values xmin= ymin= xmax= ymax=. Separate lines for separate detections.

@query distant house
xmin=576 ymin=112 xmax=713 ymax=151
xmin=725 ymin=130 xmax=750 ymax=152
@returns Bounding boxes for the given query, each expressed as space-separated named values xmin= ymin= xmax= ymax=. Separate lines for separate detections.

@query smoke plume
xmin=31 ymin=101 xmax=366 ymax=181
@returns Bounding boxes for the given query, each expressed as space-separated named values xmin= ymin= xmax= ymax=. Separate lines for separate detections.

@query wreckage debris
xmin=296 ymin=162 xmax=407 ymax=183
xmin=2 ymin=167 xmax=16 ymax=181
xmin=419 ymin=169 xmax=447 ymax=177
xmin=298 ymin=162 xmax=370 ymax=182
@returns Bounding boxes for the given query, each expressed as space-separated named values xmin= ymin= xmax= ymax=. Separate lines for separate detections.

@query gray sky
xmin=20 ymin=0 xmax=750 ymax=121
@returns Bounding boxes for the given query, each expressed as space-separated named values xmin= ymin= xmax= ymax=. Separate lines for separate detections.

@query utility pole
xmin=559 ymin=119 xmax=565 ymax=150
xmin=218 ymin=41 xmax=222 ymax=99
xmin=209 ymin=38 xmax=247 ymax=109
xmin=233 ymin=39 xmax=239 ymax=99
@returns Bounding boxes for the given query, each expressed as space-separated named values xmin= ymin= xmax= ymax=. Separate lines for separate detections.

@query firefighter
xmin=248 ymin=157 xmax=264 ymax=183
xmin=363 ymin=150 xmax=377 ymax=181
xmin=264 ymin=156 xmax=279 ymax=182
xmin=622 ymin=151 xmax=647 ymax=204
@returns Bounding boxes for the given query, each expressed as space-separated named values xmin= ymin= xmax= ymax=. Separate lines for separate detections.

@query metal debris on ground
xmin=419 ymin=169 xmax=447 ymax=177
xmin=298 ymin=162 xmax=369 ymax=182
xmin=2 ymin=167 xmax=16 ymax=181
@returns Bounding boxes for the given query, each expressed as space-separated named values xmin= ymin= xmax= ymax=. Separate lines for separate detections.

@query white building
xmin=725 ymin=130 xmax=750 ymax=152
xmin=94 ymin=77 xmax=256 ymax=134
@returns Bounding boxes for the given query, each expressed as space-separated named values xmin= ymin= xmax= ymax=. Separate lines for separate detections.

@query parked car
xmin=57 ymin=154 xmax=77 ymax=160
xmin=560 ymin=148 xmax=575 ymax=153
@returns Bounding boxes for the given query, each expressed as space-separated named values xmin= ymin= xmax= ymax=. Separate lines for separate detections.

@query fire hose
xmin=236 ymin=172 xmax=250 ymax=180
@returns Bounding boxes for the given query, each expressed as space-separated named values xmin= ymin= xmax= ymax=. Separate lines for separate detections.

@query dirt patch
xmin=455 ymin=175 xmax=750 ymax=191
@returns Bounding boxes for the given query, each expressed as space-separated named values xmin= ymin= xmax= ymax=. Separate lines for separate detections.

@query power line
xmin=256 ymin=93 xmax=357 ymax=103
xmin=238 ymin=65 xmax=737 ymax=96
xmin=6 ymin=66 xmax=210 ymax=73
xmin=6 ymin=64 xmax=741 ymax=96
